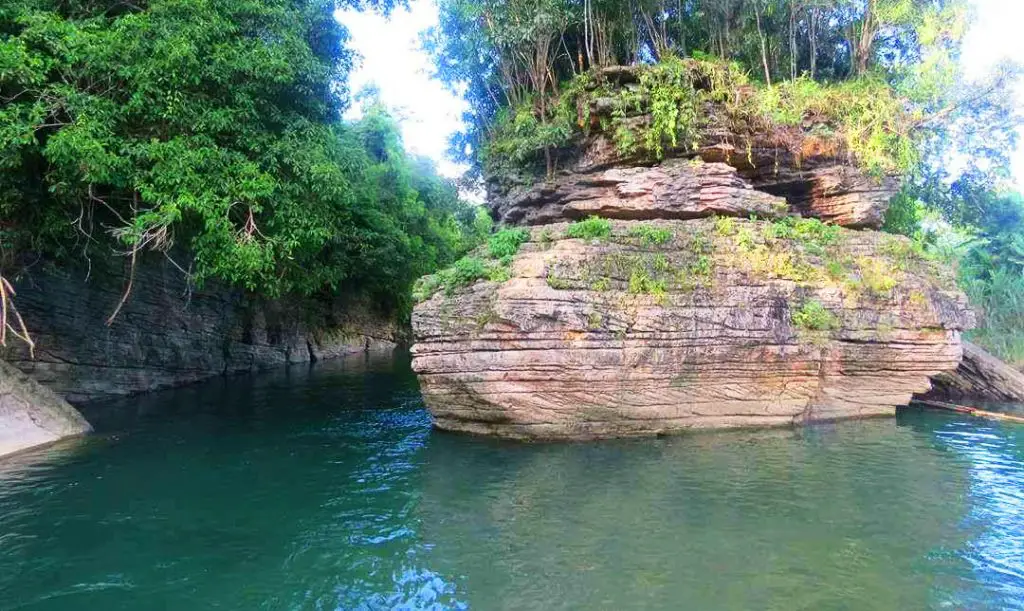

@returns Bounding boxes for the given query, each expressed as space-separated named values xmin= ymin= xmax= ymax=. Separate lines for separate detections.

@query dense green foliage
xmin=890 ymin=186 xmax=1024 ymax=364
xmin=627 ymin=224 xmax=673 ymax=245
xmin=427 ymin=0 xmax=984 ymax=178
xmin=791 ymin=299 xmax=839 ymax=331
xmin=566 ymin=216 xmax=612 ymax=240
xmin=487 ymin=227 xmax=531 ymax=258
xmin=481 ymin=56 xmax=920 ymax=178
xmin=412 ymin=226 xmax=528 ymax=302
xmin=0 ymin=0 xmax=482 ymax=317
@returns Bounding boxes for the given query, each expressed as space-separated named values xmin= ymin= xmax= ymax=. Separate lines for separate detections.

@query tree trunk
xmin=538 ymin=91 xmax=553 ymax=178
xmin=722 ymin=0 xmax=731 ymax=57
xmin=855 ymin=0 xmax=876 ymax=76
xmin=789 ymin=2 xmax=797 ymax=80
xmin=676 ymin=0 xmax=686 ymax=56
xmin=583 ymin=0 xmax=593 ymax=68
xmin=809 ymin=7 xmax=817 ymax=79
xmin=754 ymin=1 xmax=771 ymax=86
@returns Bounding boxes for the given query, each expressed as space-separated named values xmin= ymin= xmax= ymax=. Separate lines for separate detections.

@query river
xmin=1 ymin=351 xmax=1023 ymax=610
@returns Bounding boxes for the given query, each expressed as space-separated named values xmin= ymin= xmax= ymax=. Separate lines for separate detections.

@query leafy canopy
xmin=427 ymin=0 xmax=981 ymax=179
xmin=0 ymin=0 xmax=480 ymax=314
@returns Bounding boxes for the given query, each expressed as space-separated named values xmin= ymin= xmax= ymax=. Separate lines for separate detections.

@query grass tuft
xmin=567 ymin=216 xmax=613 ymax=241
xmin=791 ymin=300 xmax=840 ymax=331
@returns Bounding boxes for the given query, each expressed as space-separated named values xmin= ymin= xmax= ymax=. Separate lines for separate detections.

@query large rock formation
xmin=0 ymin=359 xmax=91 ymax=458
xmin=412 ymin=69 xmax=972 ymax=439
xmin=412 ymin=219 xmax=972 ymax=439
xmin=2 ymin=256 xmax=401 ymax=403
xmin=490 ymin=63 xmax=900 ymax=232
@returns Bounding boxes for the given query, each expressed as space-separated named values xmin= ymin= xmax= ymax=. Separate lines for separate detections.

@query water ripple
xmin=1 ymin=357 xmax=1023 ymax=610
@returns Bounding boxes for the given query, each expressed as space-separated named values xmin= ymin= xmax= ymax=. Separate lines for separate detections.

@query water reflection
xmin=417 ymin=421 xmax=978 ymax=610
xmin=0 ymin=353 xmax=1022 ymax=610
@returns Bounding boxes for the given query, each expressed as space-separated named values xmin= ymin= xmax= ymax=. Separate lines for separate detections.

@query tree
xmin=0 ymin=0 xmax=479 ymax=318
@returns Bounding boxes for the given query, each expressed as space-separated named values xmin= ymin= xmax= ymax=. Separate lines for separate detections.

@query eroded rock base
xmin=923 ymin=341 xmax=1024 ymax=403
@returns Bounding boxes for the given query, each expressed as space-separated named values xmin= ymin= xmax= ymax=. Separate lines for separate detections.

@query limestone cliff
xmin=412 ymin=219 xmax=971 ymax=439
xmin=411 ymin=73 xmax=973 ymax=439
xmin=2 ymin=256 xmax=401 ymax=403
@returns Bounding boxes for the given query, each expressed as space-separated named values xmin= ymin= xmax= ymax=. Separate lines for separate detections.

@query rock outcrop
xmin=2 ymin=256 xmax=401 ymax=403
xmin=412 ymin=219 xmax=972 ymax=439
xmin=0 ymin=359 xmax=91 ymax=458
xmin=490 ymin=64 xmax=900 ymax=232
xmin=492 ymin=159 xmax=788 ymax=226
xmin=412 ymin=67 xmax=972 ymax=439
xmin=924 ymin=341 xmax=1024 ymax=403
xmin=695 ymin=140 xmax=899 ymax=229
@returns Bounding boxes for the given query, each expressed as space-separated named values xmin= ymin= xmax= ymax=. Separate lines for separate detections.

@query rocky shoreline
xmin=0 ymin=255 xmax=401 ymax=458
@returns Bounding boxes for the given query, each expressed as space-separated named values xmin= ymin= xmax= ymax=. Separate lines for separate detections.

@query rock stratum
xmin=2 ymin=256 xmax=401 ymax=404
xmin=411 ymin=70 xmax=974 ymax=440
xmin=412 ymin=218 xmax=972 ymax=440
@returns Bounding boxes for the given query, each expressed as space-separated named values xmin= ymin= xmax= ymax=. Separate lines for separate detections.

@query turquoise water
xmin=1 ymin=352 xmax=1024 ymax=610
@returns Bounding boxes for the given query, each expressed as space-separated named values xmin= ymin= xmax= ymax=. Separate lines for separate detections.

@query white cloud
xmin=336 ymin=0 xmax=469 ymax=178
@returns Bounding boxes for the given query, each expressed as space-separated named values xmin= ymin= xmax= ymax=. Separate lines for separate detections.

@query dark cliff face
xmin=2 ymin=256 xmax=401 ymax=403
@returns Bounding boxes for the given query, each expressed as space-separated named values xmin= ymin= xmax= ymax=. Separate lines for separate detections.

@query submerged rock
xmin=0 ymin=359 xmax=91 ymax=458
xmin=412 ymin=219 xmax=973 ymax=440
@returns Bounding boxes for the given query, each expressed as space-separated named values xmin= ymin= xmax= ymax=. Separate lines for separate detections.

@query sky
xmin=337 ymin=0 xmax=1024 ymax=186
xmin=337 ymin=1 xmax=468 ymax=178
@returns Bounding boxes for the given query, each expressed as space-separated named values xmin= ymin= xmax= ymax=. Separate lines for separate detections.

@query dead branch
xmin=0 ymin=275 xmax=36 ymax=358
xmin=105 ymin=241 xmax=137 ymax=326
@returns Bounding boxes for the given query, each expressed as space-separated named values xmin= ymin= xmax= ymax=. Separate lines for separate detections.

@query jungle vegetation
xmin=0 ymin=0 xmax=488 ymax=346
xmin=2 ymin=0 xmax=1023 ymax=364
xmin=426 ymin=0 xmax=1024 ymax=363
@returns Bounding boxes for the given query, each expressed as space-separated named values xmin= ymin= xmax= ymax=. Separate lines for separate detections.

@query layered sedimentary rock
xmin=491 ymin=64 xmax=899 ymax=231
xmin=0 ymin=359 xmax=91 ymax=458
xmin=492 ymin=159 xmax=788 ymax=226
xmin=924 ymin=340 xmax=1024 ymax=403
xmin=414 ymin=65 xmax=970 ymax=440
xmin=412 ymin=219 xmax=973 ymax=440
xmin=697 ymin=144 xmax=899 ymax=228
xmin=2 ymin=256 xmax=401 ymax=403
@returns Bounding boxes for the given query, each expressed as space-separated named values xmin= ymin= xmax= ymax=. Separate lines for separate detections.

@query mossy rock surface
xmin=411 ymin=218 xmax=973 ymax=440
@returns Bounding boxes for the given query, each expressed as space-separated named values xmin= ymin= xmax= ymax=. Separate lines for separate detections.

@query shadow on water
xmin=0 ymin=351 xmax=1022 ymax=610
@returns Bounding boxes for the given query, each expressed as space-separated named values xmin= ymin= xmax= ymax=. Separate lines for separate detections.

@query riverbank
xmin=1 ymin=255 xmax=402 ymax=405
xmin=0 ymin=253 xmax=405 ymax=458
